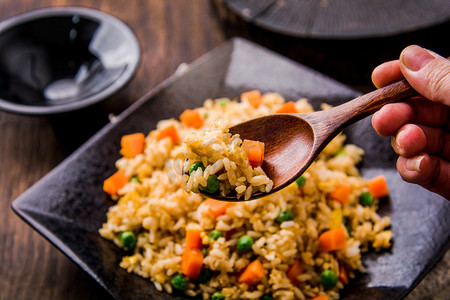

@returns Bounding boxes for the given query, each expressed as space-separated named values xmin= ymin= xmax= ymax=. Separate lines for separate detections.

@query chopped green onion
xmin=335 ymin=149 xmax=346 ymax=156
xmin=130 ymin=175 xmax=141 ymax=183
xmin=218 ymin=99 xmax=229 ymax=107
xmin=346 ymin=225 xmax=352 ymax=235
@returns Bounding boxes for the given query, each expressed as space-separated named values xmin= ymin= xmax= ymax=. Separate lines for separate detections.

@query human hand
xmin=371 ymin=45 xmax=450 ymax=200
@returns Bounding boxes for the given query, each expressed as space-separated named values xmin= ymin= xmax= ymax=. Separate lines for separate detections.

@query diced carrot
xmin=120 ymin=133 xmax=145 ymax=158
xmin=286 ymin=260 xmax=304 ymax=285
xmin=185 ymin=228 xmax=202 ymax=250
xmin=156 ymin=124 xmax=180 ymax=143
xmin=275 ymin=101 xmax=298 ymax=113
xmin=203 ymin=198 xmax=234 ymax=218
xmin=242 ymin=139 xmax=265 ymax=168
xmin=329 ymin=184 xmax=351 ymax=204
xmin=238 ymin=260 xmax=264 ymax=285
xmin=180 ymin=109 xmax=204 ymax=129
xmin=338 ymin=263 xmax=349 ymax=285
xmin=241 ymin=90 xmax=262 ymax=108
xmin=367 ymin=175 xmax=389 ymax=198
xmin=103 ymin=169 xmax=128 ymax=196
xmin=319 ymin=227 xmax=347 ymax=252
xmin=311 ymin=295 xmax=328 ymax=300
xmin=181 ymin=248 xmax=204 ymax=279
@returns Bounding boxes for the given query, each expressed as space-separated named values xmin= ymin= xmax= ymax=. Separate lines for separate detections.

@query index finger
xmin=371 ymin=60 xmax=403 ymax=88
xmin=372 ymin=98 xmax=450 ymax=137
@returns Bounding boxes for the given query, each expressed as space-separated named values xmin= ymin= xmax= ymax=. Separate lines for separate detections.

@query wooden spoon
xmin=201 ymin=78 xmax=418 ymax=201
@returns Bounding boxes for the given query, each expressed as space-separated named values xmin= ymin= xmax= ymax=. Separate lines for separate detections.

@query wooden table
xmin=1 ymin=1 xmax=448 ymax=299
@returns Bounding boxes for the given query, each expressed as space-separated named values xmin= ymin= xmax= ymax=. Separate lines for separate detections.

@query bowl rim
xmin=0 ymin=6 xmax=141 ymax=115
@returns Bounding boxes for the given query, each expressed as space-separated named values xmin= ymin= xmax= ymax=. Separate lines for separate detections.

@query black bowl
xmin=0 ymin=6 xmax=140 ymax=114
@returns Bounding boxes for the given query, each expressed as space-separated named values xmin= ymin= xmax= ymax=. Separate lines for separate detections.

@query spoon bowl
xmin=201 ymin=78 xmax=418 ymax=201
xmin=231 ymin=114 xmax=315 ymax=192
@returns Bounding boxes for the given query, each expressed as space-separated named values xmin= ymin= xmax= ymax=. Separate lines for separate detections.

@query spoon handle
xmin=315 ymin=55 xmax=450 ymax=133
xmin=310 ymin=78 xmax=418 ymax=134
xmin=343 ymin=78 xmax=417 ymax=119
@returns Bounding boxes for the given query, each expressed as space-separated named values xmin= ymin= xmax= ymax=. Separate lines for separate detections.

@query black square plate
xmin=12 ymin=38 xmax=450 ymax=300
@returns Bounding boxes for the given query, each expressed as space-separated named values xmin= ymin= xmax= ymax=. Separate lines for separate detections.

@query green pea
xmin=320 ymin=270 xmax=338 ymax=289
xmin=189 ymin=161 xmax=205 ymax=175
xmin=130 ymin=175 xmax=141 ymax=184
xmin=295 ymin=175 xmax=306 ymax=188
xmin=197 ymin=268 xmax=214 ymax=284
xmin=201 ymin=247 xmax=208 ymax=257
xmin=211 ymin=292 xmax=225 ymax=300
xmin=276 ymin=209 xmax=293 ymax=222
xmin=171 ymin=273 xmax=188 ymax=290
xmin=208 ymin=230 xmax=223 ymax=241
xmin=237 ymin=235 xmax=254 ymax=253
xmin=202 ymin=174 xmax=219 ymax=193
xmin=359 ymin=192 xmax=374 ymax=207
xmin=261 ymin=295 xmax=273 ymax=300
xmin=118 ymin=231 xmax=137 ymax=250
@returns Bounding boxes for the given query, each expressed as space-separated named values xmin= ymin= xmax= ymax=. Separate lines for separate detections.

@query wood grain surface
xmin=0 ymin=1 xmax=448 ymax=300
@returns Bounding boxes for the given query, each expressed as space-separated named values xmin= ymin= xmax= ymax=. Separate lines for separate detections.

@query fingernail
xmin=401 ymin=45 xmax=435 ymax=71
xmin=405 ymin=155 xmax=425 ymax=172
xmin=392 ymin=131 xmax=404 ymax=153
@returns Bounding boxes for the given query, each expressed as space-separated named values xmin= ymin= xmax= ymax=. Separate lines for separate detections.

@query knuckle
xmin=425 ymin=61 xmax=450 ymax=103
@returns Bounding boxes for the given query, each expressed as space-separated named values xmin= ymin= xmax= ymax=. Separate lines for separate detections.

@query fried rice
xmin=99 ymin=91 xmax=392 ymax=300
xmin=182 ymin=120 xmax=273 ymax=200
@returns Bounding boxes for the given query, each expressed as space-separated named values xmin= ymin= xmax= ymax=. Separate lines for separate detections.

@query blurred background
xmin=1 ymin=0 xmax=448 ymax=299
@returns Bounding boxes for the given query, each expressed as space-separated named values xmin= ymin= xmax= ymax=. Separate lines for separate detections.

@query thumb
xmin=399 ymin=45 xmax=450 ymax=106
